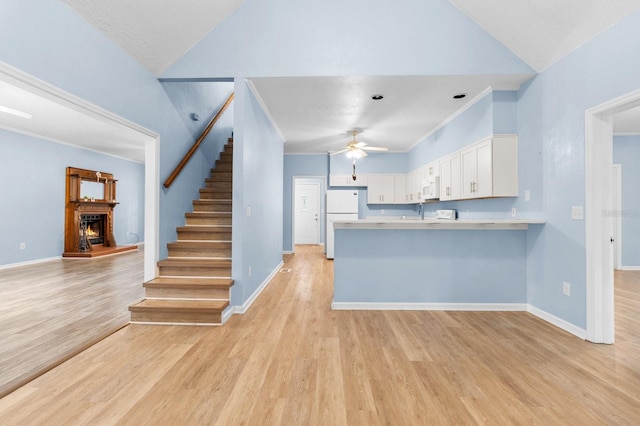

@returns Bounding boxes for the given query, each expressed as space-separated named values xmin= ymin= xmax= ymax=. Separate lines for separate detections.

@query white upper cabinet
xmin=460 ymin=135 xmax=518 ymax=199
xmin=405 ymin=168 xmax=422 ymax=204
xmin=439 ymin=152 xmax=461 ymax=201
xmin=329 ymin=174 xmax=368 ymax=187
xmin=394 ymin=174 xmax=407 ymax=204
xmin=367 ymin=175 xmax=396 ymax=204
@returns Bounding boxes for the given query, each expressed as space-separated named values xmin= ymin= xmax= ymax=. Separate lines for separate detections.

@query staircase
xmin=129 ymin=138 xmax=234 ymax=325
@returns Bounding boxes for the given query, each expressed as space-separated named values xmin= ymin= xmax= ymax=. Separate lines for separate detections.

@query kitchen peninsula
xmin=331 ymin=218 xmax=545 ymax=311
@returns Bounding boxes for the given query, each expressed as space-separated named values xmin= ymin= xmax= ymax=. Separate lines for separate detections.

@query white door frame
xmin=291 ymin=176 xmax=326 ymax=254
xmin=585 ymin=87 xmax=640 ymax=344
xmin=612 ymin=164 xmax=622 ymax=270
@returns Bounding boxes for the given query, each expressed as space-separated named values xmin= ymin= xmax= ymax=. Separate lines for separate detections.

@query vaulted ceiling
xmin=2 ymin=1 xmax=638 ymax=161
xmin=62 ymin=0 xmax=640 ymax=75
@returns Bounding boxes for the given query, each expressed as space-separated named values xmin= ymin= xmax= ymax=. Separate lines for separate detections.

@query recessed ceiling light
xmin=371 ymin=94 xmax=384 ymax=100
xmin=0 ymin=105 xmax=32 ymax=119
xmin=452 ymin=93 xmax=467 ymax=100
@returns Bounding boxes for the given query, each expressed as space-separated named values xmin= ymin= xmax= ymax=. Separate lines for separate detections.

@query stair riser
xmin=168 ymin=247 xmax=231 ymax=258
xmin=145 ymin=287 xmax=230 ymax=299
xmin=130 ymin=310 xmax=223 ymax=324
xmin=159 ymin=265 xmax=231 ymax=277
xmin=204 ymin=181 xmax=233 ymax=190
xmin=208 ymin=171 xmax=232 ymax=180
xmin=193 ymin=203 xmax=232 ymax=213
xmin=177 ymin=230 xmax=231 ymax=240
xmin=185 ymin=216 xmax=232 ymax=226
xmin=199 ymin=191 xmax=232 ymax=200
xmin=219 ymin=153 xmax=233 ymax=162
xmin=214 ymin=162 xmax=233 ymax=171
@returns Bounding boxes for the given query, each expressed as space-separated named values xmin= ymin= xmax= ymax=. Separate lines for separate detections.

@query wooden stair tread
xmin=168 ymin=241 xmax=231 ymax=247
xmin=129 ymin=299 xmax=229 ymax=313
xmin=158 ymin=258 xmax=231 ymax=267
xmin=145 ymin=277 xmax=234 ymax=288
xmin=177 ymin=225 xmax=231 ymax=230
xmin=185 ymin=212 xmax=231 ymax=217
xmin=193 ymin=200 xmax=232 ymax=204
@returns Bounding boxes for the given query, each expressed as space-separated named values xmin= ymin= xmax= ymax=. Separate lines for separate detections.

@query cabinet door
xmin=461 ymin=147 xmax=477 ymax=199
xmin=367 ymin=175 xmax=383 ymax=204
xmin=461 ymin=139 xmax=493 ymax=199
xmin=475 ymin=140 xmax=493 ymax=198
xmin=330 ymin=174 xmax=368 ymax=187
xmin=394 ymin=175 xmax=406 ymax=204
xmin=440 ymin=154 xmax=461 ymax=201
xmin=367 ymin=175 xmax=395 ymax=204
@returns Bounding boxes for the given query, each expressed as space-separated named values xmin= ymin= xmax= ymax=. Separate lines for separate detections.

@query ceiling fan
xmin=330 ymin=130 xmax=389 ymax=158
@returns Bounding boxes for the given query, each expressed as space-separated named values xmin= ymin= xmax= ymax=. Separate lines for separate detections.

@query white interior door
xmin=294 ymin=183 xmax=320 ymax=245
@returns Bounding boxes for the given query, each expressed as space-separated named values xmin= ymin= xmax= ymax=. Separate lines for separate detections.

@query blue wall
xmin=0 ymin=129 xmax=144 ymax=265
xmin=164 ymin=0 xmax=533 ymax=78
xmin=613 ymin=136 xmax=640 ymax=267
xmin=334 ymin=228 xmax=527 ymax=304
xmin=521 ymin=9 xmax=640 ymax=328
xmin=0 ymin=1 xmax=231 ymax=264
xmin=283 ymin=154 xmax=328 ymax=252
xmin=231 ymin=81 xmax=284 ymax=306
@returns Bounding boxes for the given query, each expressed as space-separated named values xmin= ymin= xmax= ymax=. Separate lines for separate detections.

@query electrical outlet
xmin=572 ymin=206 xmax=584 ymax=220
xmin=525 ymin=190 xmax=531 ymax=201
xmin=246 ymin=206 xmax=251 ymax=218
xmin=562 ymin=282 xmax=571 ymax=296
xmin=248 ymin=266 xmax=252 ymax=277
xmin=20 ymin=242 xmax=26 ymax=250
xmin=511 ymin=208 xmax=517 ymax=217
xmin=381 ymin=209 xmax=385 ymax=215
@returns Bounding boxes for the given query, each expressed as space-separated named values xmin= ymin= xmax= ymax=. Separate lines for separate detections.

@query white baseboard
xmin=283 ymin=251 xmax=293 ymax=255
xmin=331 ymin=302 xmax=527 ymax=311
xmin=620 ymin=266 xmax=640 ymax=271
xmin=0 ymin=256 xmax=62 ymax=270
xmin=526 ymin=305 xmax=586 ymax=340
xmin=225 ymin=261 xmax=285 ymax=320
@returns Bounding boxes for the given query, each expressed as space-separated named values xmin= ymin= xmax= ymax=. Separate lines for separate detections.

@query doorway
xmin=585 ymin=87 xmax=640 ymax=344
xmin=294 ymin=182 xmax=321 ymax=245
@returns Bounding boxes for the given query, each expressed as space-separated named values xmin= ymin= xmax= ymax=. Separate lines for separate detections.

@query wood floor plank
xmin=1 ymin=246 xmax=640 ymax=424
xmin=0 ymin=249 xmax=143 ymax=398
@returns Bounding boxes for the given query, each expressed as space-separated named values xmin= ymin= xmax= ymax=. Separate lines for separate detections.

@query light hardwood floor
xmin=0 ymin=249 xmax=143 ymax=398
xmin=1 ymin=246 xmax=639 ymax=424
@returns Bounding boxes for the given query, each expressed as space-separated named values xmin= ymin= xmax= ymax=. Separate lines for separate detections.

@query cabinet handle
xmin=470 ymin=182 xmax=473 ymax=193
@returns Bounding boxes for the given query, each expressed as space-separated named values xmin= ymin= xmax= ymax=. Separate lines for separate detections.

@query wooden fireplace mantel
xmin=63 ymin=167 xmax=136 ymax=258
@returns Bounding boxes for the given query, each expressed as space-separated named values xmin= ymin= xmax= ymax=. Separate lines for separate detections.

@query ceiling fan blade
xmin=330 ymin=148 xmax=349 ymax=156
xmin=363 ymin=146 xmax=389 ymax=152
xmin=355 ymin=141 xmax=367 ymax=148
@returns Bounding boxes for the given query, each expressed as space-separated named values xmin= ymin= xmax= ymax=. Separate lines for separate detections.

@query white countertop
xmin=332 ymin=218 xmax=546 ymax=230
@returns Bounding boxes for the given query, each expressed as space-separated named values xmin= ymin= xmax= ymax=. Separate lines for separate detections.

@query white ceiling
xmin=449 ymin=0 xmax=640 ymax=72
xmin=61 ymin=0 xmax=246 ymax=76
xmin=249 ymin=75 xmax=532 ymax=154
xmin=1 ymin=1 xmax=639 ymax=161
xmin=0 ymin=73 xmax=149 ymax=163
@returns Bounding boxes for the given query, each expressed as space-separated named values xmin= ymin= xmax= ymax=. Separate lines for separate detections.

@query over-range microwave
xmin=422 ymin=176 xmax=440 ymax=200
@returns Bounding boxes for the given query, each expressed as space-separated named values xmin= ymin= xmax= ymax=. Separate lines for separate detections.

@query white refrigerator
xmin=326 ymin=190 xmax=359 ymax=259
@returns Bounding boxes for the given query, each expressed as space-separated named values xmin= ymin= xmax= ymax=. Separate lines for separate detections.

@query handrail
xmin=163 ymin=92 xmax=235 ymax=188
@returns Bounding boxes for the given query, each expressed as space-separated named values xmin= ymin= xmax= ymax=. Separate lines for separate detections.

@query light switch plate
xmin=525 ymin=190 xmax=531 ymax=201
xmin=572 ymin=206 xmax=584 ymax=220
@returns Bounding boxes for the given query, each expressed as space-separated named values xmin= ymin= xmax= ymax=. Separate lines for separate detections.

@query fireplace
xmin=63 ymin=167 xmax=137 ymax=258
